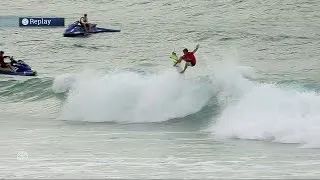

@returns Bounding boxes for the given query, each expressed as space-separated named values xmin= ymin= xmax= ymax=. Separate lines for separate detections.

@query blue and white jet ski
xmin=63 ymin=21 xmax=120 ymax=37
xmin=0 ymin=57 xmax=37 ymax=76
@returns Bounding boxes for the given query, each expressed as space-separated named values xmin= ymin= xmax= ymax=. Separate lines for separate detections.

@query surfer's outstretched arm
xmin=193 ymin=44 xmax=200 ymax=53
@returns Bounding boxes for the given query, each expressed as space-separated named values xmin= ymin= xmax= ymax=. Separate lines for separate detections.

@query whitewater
xmin=53 ymin=70 xmax=214 ymax=123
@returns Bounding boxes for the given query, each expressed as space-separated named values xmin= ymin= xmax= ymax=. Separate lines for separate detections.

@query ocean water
xmin=1 ymin=0 xmax=320 ymax=178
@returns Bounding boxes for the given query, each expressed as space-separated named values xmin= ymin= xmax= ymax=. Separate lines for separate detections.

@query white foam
xmin=54 ymin=70 xmax=213 ymax=123
xmin=210 ymin=60 xmax=320 ymax=148
xmin=51 ymin=73 xmax=77 ymax=93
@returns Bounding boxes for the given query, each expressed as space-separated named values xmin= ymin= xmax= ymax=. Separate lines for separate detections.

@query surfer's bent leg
xmin=181 ymin=62 xmax=191 ymax=73
xmin=86 ymin=23 xmax=89 ymax=31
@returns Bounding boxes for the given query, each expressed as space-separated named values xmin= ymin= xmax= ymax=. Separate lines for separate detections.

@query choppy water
xmin=1 ymin=0 xmax=320 ymax=178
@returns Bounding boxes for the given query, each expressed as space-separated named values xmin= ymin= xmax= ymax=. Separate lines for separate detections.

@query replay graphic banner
xmin=19 ymin=17 xmax=65 ymax=27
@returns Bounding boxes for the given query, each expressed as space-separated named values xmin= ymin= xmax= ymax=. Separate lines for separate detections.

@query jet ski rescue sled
xmin=0 ymin=57 xmax=37 ymax=76
xmin=63 ymin=21 xmax=120 ymax=37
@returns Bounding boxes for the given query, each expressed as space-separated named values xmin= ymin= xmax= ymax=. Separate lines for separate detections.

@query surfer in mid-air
xmin=173 ymin=44 xmax=199 ymax=73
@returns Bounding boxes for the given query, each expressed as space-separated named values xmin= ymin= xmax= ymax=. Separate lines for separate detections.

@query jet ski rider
xmin=79 ymin=13 xmax=90 ymax=32
xmin=0 ymin=51 xmax=14 ymax=71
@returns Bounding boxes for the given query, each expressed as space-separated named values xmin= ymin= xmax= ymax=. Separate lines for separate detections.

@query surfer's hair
xmin=183 ymin=48 xmax=188 ymax=53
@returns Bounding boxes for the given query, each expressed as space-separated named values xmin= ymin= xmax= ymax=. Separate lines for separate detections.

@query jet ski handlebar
xmin=9 ymin=56 xmax=17 ymax=64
